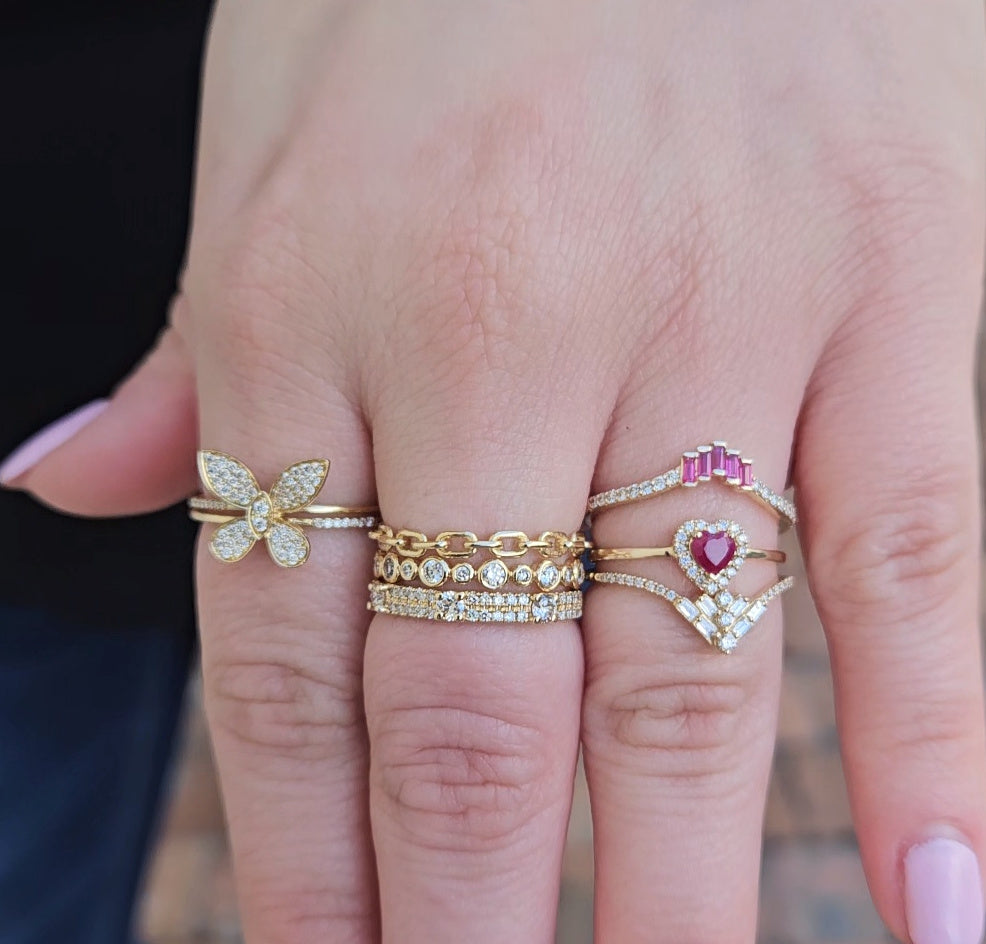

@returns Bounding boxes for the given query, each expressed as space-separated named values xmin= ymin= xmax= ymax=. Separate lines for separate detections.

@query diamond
xmin=270 ymin=460 xmax=329 ymax=511
xmin=210 ymin=519 xmax=255 ymax=562
xmin=718 ymin=634 xmax=738 ymax=653
xmin=694 ymin=617 xmax=717 ymax=641
xmin=382 ymin=554 xmax=399 ymax=582
xmin=537 ymin=561 xmax=561 ymax=590
xmin=675 ymin=597 xmax=699 ymax=620
xmin=479 ymin=560 xmax=508 ymax=590
xmin=514 ymin=564 xmax=533 ymax=586
xmin=266 ymin=523 xmax=309 ymax=567
xmin=247 ymin=494 xmax=272 ymax=534
xmin=399 ymin=559 xmax=417 ymax=581
xmin=452 ymin=563 xmax=474 ymax=583
xmin=732 ymin=618 xmax=753 ymax=638
xmin=419 ymin=557 xmax=449 ymax=587
xmin=532 ymin=594 xmax=556 ymax=622
xmin=696 ymin=595 xmax=716 ymax=617
xmin=200 ymin=452 xmax=260 ymax=507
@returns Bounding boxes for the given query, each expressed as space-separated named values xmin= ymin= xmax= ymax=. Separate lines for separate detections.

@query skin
xmin=7 ymin=0 xmax=986 ymax=940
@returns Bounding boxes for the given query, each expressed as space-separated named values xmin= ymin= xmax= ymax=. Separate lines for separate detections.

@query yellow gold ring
xmin=192 ymin=450 xmax=378 ymax=568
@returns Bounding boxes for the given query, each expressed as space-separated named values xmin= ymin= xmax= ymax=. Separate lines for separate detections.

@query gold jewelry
xmin=591 ymin=571 xmax=793 ymax=654
xmin=592 ymin=547 xmax=784 ymax=563
xmin=372 ymin=553 xmax=586 ymax=590
xmin=368 ymin=582 xmax=582 ymax=624
xmin=192 ymin=450 xmax=378 ymax=567
xmin=590 ymin=517 xmax=790 ymax=653
xmin=587 ymin=439 xmax=797 ymax=524
xmin=370 ymin=525 xmax=591 ymax=560
xmin=188 ymin=495 xmax=379 ymax=517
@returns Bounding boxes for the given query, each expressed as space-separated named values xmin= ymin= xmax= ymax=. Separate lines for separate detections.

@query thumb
xmin=1 ymin=304 xmax=198 ymax=516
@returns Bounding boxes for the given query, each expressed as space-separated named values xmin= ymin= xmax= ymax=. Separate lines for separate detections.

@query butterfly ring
xmin=188 ymin=450 xmax=379 ymax=568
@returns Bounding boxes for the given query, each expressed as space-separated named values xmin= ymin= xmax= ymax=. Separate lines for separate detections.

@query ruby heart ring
xmin=591 ymin=518 xmax=792 ymax=653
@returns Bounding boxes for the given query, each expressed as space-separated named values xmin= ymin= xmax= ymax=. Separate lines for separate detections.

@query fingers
xmin=0 ymin=304 xmax=198 ymax=515
xmin=582 ymin=342 xmax=807 ymax=941
xmin=192 ymin=296 xmax=380 ymax=942
xmin=797 ymin=267 xmax=986 ymax=941
xmin=361 ymin=321 xmax=611 ymax=942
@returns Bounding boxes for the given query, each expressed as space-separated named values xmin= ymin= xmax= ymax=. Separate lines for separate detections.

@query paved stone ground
xmin=138 ymin=519 xmax=935 ymax=944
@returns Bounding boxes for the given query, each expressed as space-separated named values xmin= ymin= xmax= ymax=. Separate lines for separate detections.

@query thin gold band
xmin=592 ymin=546 xmax=785 ymax=563
xmin=188 ymin=496 xmax=379 ymax=516
xmin=190 ymin=510 xmax=378 ymax=528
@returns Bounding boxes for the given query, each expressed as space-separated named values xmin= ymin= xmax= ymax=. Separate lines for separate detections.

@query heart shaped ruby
xmin=690 ymin=531 xmax=736 ymax=575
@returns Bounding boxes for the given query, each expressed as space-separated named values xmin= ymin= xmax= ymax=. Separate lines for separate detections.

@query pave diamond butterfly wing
xmin=197 ymin=451 xmax=262 ymax=508
xmin=269 ymin=460 xmax=330 ymax=513
xmin=210 ymin=518 xmax=258 ymax=563
xmin=263 ymin=460 xmax=329 ymax=568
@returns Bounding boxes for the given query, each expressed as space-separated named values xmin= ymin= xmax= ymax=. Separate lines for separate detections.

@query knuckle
xmin=372 ymin=704 xmax=554 ymax=850
xmin=204 ymin=648 xmax=364 ymax=761
xmin=584 ymin=670 xmax=755 ymax=777
xmin=811 ymin=481 xmax=973 ymax=626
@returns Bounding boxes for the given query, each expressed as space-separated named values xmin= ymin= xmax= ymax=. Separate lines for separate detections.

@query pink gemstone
xmin=682 ymin=453 xmax=698 ymax=485
xmin=711 ymin=442 xmax=727 ymax=474
xmin=690 ymin=531 xmax=737 ymax=575
xmin=725 ymin=451 xmax=741 ymax=481
xmin=740 ymin=459 xmax=754 ymax=488
xmin=697 ymin=448 xmax=712 ymax=480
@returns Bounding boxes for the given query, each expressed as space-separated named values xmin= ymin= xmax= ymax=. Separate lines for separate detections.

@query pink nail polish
xmin=0 ymin=399 xmax=109 ymax=484
xmin=905 ymin=837 xmax=985 ymax=944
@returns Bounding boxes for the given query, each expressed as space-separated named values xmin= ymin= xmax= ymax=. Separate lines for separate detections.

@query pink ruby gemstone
xmin=690 ymin=531 xmax=736 ymax=575
xmin=711 ymin=443 xmax=727 ymax=474
xmin=740 ymin=460 xmax=754 ymax=488
xmin=697 ymin=449 xmax=712 ymax=479
xmin=725 ymin=452 xmax=740 ymax=481
xmin=682 ymin=454 xmax=698 ymax=485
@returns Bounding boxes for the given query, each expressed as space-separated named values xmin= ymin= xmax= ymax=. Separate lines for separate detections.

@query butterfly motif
xmin=197 ymin=451 xmax=330 ymax=567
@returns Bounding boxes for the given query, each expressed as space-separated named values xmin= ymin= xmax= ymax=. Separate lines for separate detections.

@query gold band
xmin=189 ymin=496 xmax=380 ymax=517
xmin=368 ymin=581 xmax=582 ymax=624
xmin=370 ymin=525 xmax=590 ymax=560
xmin=590 ymin=571 xmax=793 ymax=653
xmin=587 ymin=439 xmax=797 ymax=525
xmin=592 ymin=546 xmax=785 ymax=563
xmin=373 ymin=552 xmax=585 ymax=590
xmin=190 ymin=510 xmax=379 ymax=529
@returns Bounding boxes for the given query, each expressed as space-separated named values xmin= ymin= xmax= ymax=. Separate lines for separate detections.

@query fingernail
xmin=905 ymin=836 xmax=985 ymax=944
xmin=0 ymin=399 xmax=109 ymax=484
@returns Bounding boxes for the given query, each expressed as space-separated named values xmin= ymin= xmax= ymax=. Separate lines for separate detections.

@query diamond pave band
xmin=368 ymin=582 xmax=583 ymax=624
xmin=587 ymin=440 xmax=797 ymax=525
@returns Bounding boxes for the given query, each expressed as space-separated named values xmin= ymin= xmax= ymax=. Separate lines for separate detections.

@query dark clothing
xmin=1 ymin=6 xmax=212 ymax=943
xmin=1 ymin=1 xmax=211 ymax=631
xmin=0 ymin=605 xmax=194 ymax=944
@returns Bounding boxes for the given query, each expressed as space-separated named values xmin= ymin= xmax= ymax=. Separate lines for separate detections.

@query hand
xmin=7 ymin=1 xmax=985 ymax=940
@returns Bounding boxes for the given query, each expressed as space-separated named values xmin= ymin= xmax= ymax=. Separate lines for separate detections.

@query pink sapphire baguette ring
xmin=591 ymin=518 xmax=792 ymax=653
xmin=587 ymin=439 xmax=797 ymax=525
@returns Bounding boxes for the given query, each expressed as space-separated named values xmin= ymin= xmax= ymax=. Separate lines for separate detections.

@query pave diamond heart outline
xmin=670 ymin=518 xmax=759 ymax=651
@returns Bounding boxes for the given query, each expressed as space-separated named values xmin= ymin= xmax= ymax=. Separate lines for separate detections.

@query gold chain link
xmin=371 ymin=524 xmax=591 ymax=560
